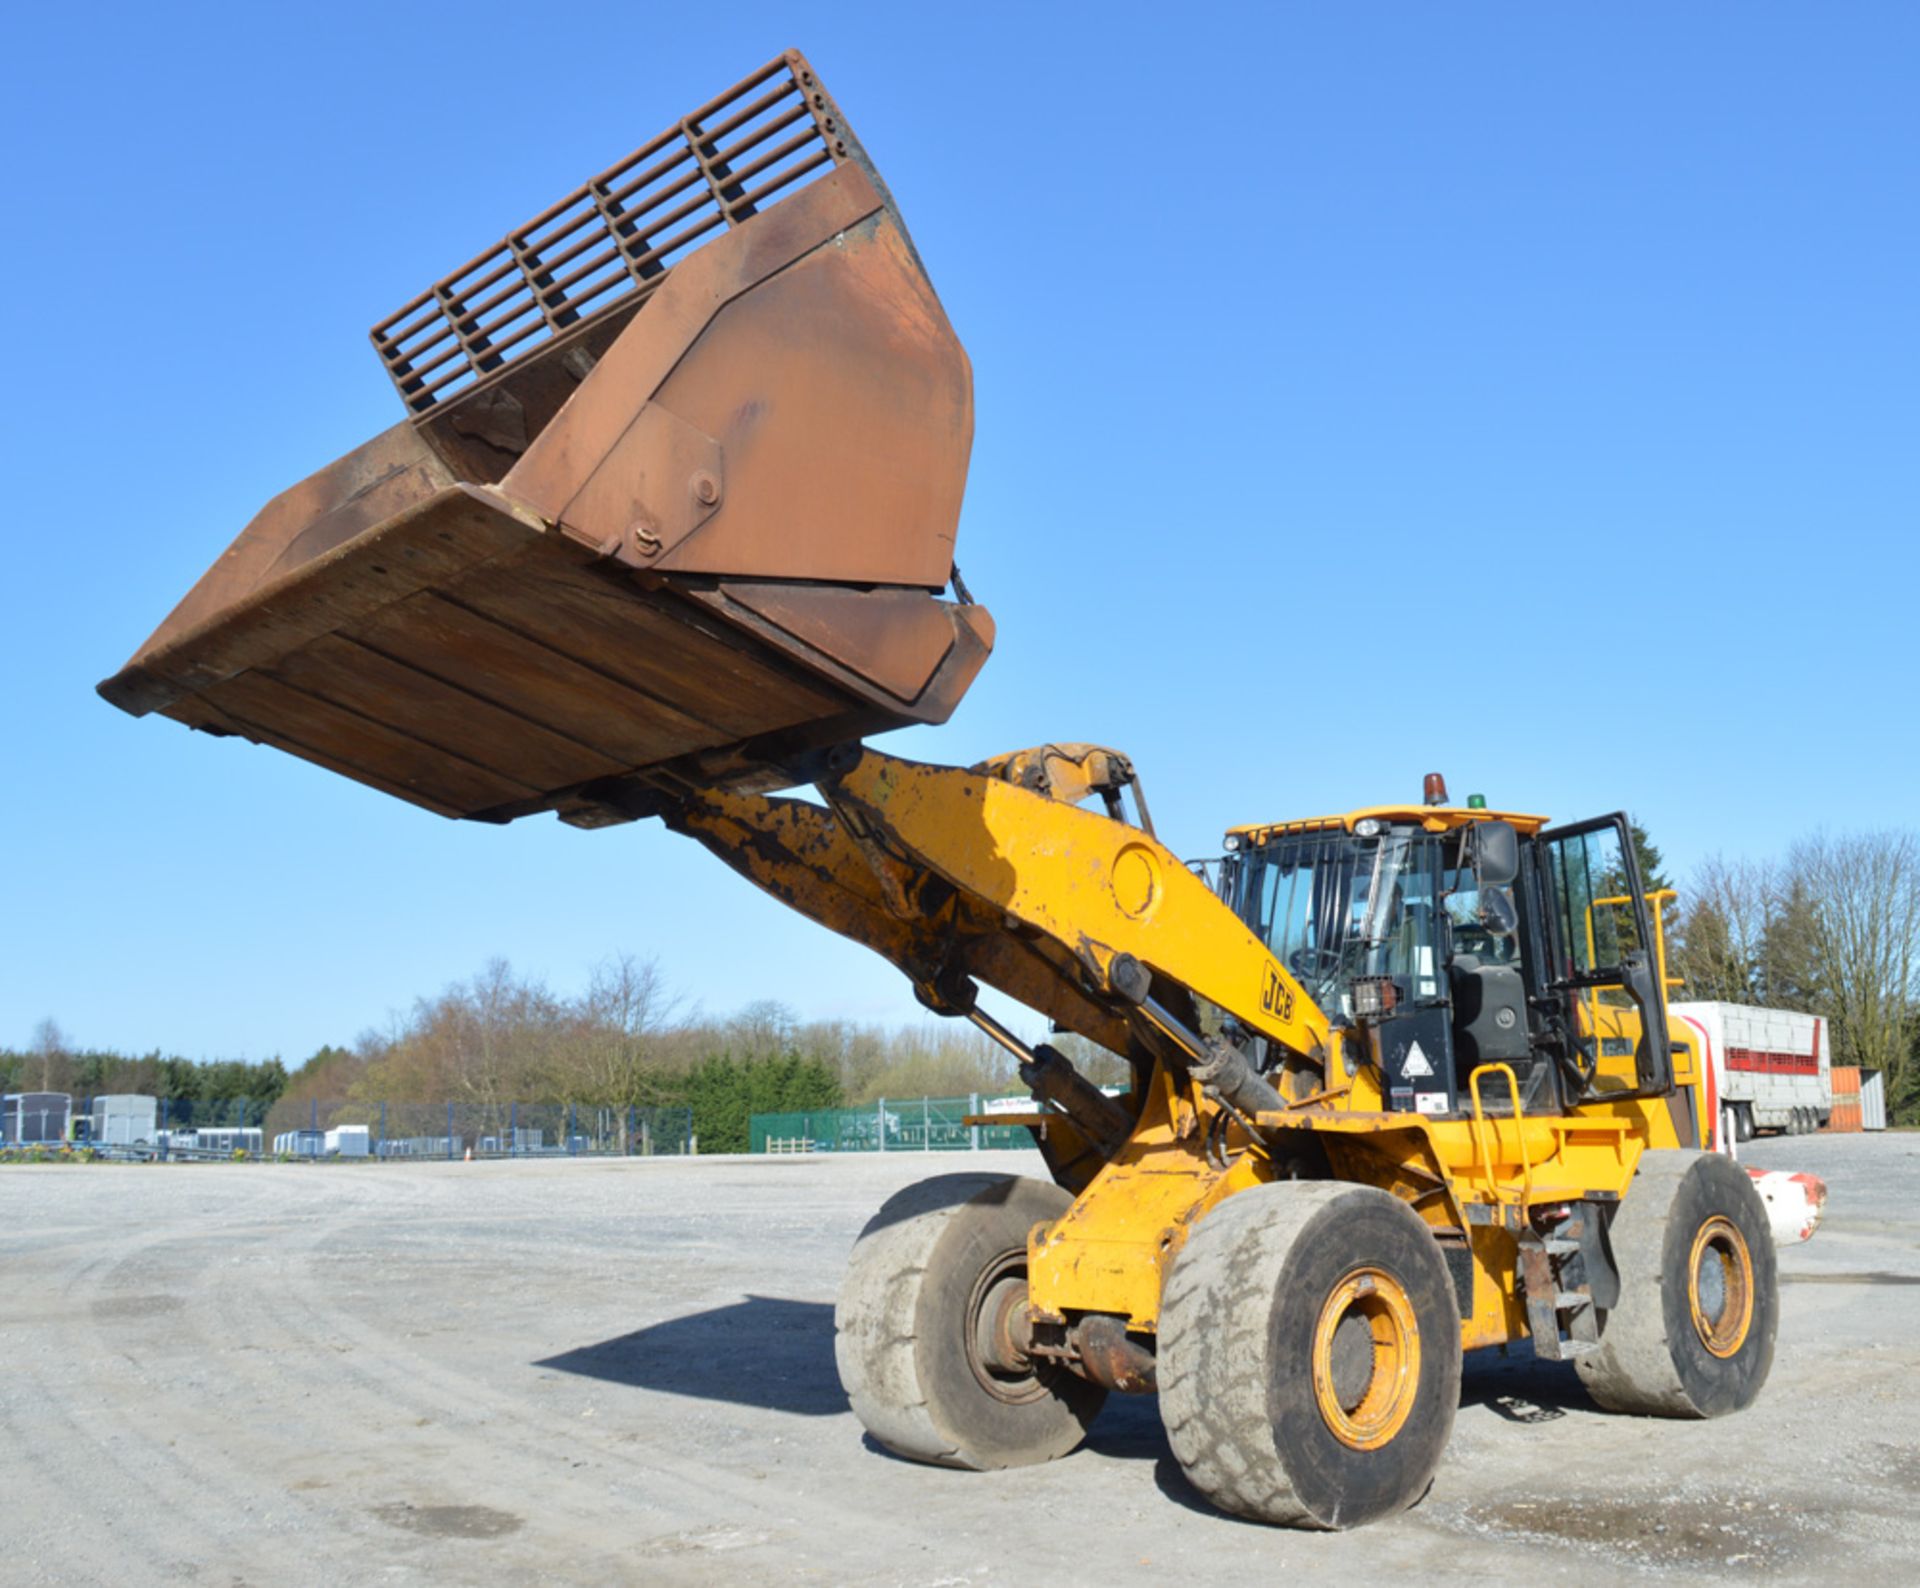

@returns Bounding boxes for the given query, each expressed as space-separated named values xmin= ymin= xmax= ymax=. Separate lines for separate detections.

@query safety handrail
xmin=1467 ymin=1062 xmax=1533 ymax=1207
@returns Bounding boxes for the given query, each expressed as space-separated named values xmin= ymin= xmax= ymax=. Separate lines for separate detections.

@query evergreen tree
xmin=1672 ymin=897 xmax=1752 ymax=1002
xmin=682 ymin=1051 xmax=842 ymax=1154
xmin=1757 ymin=876 xmax=1824 ymax=1010
xmin=1627 ymin=816 xmax=1680 ymax=957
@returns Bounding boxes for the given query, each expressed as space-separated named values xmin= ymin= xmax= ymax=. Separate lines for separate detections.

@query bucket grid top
xmin=370 ymin=51 xmax=853 ymax=415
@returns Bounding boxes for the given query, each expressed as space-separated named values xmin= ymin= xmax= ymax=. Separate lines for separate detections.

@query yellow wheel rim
xmin=1688 ymin=1214 xmax=1755 ymax=1358
xmin=1311 ymin=1266 xmax=1421 ymax=1451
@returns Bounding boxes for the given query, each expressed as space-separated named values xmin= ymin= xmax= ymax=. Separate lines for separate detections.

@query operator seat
xmin=1450 ymin=954 xmax=1530 ymax=1066
xmin=1450 ymin=951 xmax=1553 ymax=1112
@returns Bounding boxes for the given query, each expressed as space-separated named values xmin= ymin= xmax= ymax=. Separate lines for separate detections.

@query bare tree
xmin=1673 ymin=855 xmax=1779 ymax=1003
xmin=727 ymin=999 xmax=797 ymax=1063
xmin=570 ymin=953 xmax=683 ymax=1107
xmin=843 ymin=1019 xmax=1020 ymax=1103
xmin=1791 ymin=831 xmax=1920 ymax=1105
xmin=31 ymin=1018 xmax=68 ymax=1092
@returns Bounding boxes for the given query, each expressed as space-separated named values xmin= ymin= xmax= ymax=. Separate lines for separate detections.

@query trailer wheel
xmin=834 ymin=1174 xmax=1105 ymax=1470
xmin=1158 ymin=1182 xmax=1461 ymax=1529
xmin=1734 ymin=1104 xmax=1755 ymax=1143
xmin=1576 ymin=1150 xmax=1776 ymax=1417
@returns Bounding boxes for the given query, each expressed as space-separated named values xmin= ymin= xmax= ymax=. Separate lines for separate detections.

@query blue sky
xmin=4 ymin=3 xmax=1915 ymax=1062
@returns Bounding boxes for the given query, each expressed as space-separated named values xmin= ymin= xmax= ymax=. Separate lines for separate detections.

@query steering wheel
xmin=1288 ymin=946 xmax=1344 ymax=979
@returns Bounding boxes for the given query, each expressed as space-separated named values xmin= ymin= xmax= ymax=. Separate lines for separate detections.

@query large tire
xmin=1734 ymin=1104 xmax=1755 ymax=1143
xmin=834 ymin=1173 xmax=1105 ymax=1469
xmin=1158 ymin=1183 xmax=1462 ymax=1530
xmin=1575 ymin=1150 xmax=1777 ymax=1417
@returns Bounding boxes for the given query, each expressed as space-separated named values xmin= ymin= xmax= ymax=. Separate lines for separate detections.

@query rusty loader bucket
xmin=98 ymin=52 xmax=992 ymax=826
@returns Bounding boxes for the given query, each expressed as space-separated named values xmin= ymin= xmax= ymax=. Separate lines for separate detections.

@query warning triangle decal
xmin=1403 ymin=1040 xmax=1434 ymax=1078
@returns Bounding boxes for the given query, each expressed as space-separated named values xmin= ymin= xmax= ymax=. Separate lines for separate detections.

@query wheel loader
xmin=99 ymin=50 xmax=1783 ymax=1530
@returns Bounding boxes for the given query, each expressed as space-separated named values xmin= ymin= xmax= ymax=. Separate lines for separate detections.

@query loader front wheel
xmin=1575 ymin=1150 xmax=1777 ymax=1417
xmin=1159 ymin=1183 xmax=1461 ymax=1529
xmin=834 ymin=1174 xmax=1105 ymax=1470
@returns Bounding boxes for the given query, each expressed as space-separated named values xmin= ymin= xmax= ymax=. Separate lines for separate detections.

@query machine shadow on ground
xmin=536 ymin=1298 xmax=1600 ymax=1432
xmin=536 ymin=1295 xmax=846 ymax=1416
xmin=1457 ymin=1347 xmax=1593 ymax=1421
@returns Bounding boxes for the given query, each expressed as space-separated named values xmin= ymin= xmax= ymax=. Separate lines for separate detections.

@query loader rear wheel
xmin=1575 ymin=1150 xmax=1777 ymax=1417
xmin=1158 ymin=1183 xmax=1461 ymax=1529
xmin=834 ymin=1174 xmax=1105 ymax=1470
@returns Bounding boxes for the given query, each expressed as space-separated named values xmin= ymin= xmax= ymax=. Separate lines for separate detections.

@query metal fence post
xmin=971 ymin=1092 xmax=980 ymax=1151
xmin=379 ymin=1100 xmax=387 ymax=1159
xmin=569 ymin=1102 xmax=577 ymax=1155
xmin=510 ymin=1101 xmax=518 ymax=1158
xmin=447 ymin=1101 xmax=455 ymax=1160
xmin=923 ymin=1096 xmax=930 ymax=1150
xmin=877 ymin=1097 xmax=886 ymax=1153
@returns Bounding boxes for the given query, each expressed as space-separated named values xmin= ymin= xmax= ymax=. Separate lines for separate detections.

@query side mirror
xmin=1470 ymin=820 xmax=1519 ymax=890
xmin=1477 ymin=887 xmax=1519 ymax=938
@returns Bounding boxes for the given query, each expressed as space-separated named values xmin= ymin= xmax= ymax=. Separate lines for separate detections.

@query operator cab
xmin=1222 ymin=777 xmax=1673 ymax=1119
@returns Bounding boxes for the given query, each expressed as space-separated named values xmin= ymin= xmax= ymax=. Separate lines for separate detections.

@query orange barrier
xmin=1824 ymin=1065 xmax=1863 ymax=1133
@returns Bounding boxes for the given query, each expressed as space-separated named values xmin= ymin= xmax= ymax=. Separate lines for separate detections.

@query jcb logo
xmin=1261 ymin=967 xmax=1294 ymax=1023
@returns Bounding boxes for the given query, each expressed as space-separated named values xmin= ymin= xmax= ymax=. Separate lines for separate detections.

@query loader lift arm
xmin=658 ymin=742 xmax=1372 ymax=1325
xmin=665 ymin=742 xmax=1331 ymax=1100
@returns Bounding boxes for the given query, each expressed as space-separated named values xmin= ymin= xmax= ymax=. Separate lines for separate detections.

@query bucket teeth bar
xmin=98 ymin=51 xmax=992 ymax=826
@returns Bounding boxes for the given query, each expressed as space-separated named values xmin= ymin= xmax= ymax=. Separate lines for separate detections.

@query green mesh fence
xmin=750 ymin=1094 xmax=1040 ymax=1153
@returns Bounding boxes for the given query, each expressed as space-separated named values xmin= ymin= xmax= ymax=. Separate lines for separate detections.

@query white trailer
xmin=324 ymin=1125 xmax=371 ymax=1158
xmin=91 ymin=1094 xmax=159 ymax=1146
xmin=1670 ymin=1001 xmax=1831 ymax=1141
xmin=194 ymin=1126 xmax=264 ymax=1155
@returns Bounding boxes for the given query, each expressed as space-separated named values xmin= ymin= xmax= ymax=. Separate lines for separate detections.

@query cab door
xmin=1533 ymin=814 xmax=1674 ymax=1102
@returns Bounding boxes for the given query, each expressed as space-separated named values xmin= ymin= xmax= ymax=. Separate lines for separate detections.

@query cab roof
xmin=1226 ymin=805 xmax=1549 ymax=847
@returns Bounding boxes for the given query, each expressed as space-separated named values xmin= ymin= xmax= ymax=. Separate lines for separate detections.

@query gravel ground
xmin=1 ymin=1132 xmax=1914 ymax=1585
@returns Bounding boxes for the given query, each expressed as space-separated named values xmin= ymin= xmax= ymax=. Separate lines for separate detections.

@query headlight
xmin=1350 ymin=976 xmax=1399 ymax=1020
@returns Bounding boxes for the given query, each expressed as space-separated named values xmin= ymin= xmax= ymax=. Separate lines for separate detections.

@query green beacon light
xmin=1467 ymin=794 xmax=1487 ymax=810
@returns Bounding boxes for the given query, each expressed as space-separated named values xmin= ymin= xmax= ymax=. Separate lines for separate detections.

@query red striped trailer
xmin=1669 ymin=1001 xmax=1831 ymax=1142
